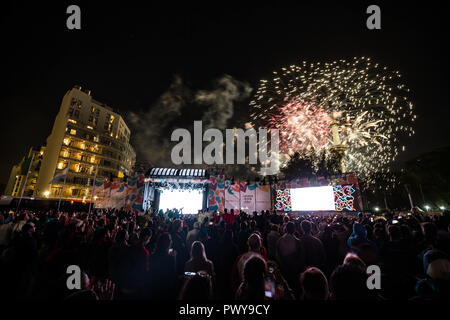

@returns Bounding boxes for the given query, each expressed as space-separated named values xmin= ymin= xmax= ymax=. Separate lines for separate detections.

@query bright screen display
xmin=159 ymin=189 xmax=203 ymax=214
xmin=290 ymin=186 xmax=335 ymax=211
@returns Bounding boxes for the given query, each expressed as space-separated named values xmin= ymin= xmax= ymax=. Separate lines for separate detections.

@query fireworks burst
xmin=269 ymin=100 xmax=331 ymax=155
xmin=249 ymin=57 xmax=416 ymax=187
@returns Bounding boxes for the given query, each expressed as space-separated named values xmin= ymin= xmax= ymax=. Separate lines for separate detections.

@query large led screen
xmin=290 ymin=186 xmax=336 ymax=211
xmin=159 ymin=189 xmax=203 ymax=214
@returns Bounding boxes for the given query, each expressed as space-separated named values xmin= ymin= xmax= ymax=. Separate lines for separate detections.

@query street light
xmin=424 ymin=205 xmax=431 ymax=211
xmin=374 ymin=207 xmax=380 ymax=212
xmin=439 ymin=206 xmax=445 ymax=210
xmin=44 ymin=191 xmax=50 ymax=198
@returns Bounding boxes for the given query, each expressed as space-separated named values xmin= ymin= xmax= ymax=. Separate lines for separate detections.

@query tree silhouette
xmin=281 ymin=151 xmax=340 ymax=180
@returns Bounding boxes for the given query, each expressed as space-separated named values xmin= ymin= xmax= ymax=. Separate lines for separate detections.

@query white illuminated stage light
xmin=290 ymin=186 xmax=335 ymax=211
xmin=159 ymin=189 xmax=203 ymax=214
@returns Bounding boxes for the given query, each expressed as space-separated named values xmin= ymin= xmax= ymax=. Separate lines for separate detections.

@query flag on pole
xmin=50 ymin=163 xmax=69 ymax=184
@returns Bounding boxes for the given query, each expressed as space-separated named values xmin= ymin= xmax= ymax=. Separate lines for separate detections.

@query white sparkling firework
xmin=249 ymin=57 xmax=416 ymax=187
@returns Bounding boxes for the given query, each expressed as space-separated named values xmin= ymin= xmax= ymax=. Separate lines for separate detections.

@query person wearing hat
xmin=413 ymin=249 xmax=450 ymax=299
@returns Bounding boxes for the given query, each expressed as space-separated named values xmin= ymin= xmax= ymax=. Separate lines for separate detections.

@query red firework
xmin=269 ymin=100 xmax=332 ymax=155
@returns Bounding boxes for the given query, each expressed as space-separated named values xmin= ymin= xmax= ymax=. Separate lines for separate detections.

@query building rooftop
xmin=91 ymin=98 xmax=113 ymax=112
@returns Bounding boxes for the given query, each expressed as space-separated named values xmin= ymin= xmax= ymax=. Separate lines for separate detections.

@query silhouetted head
xmin=191 ymin=241 xmax=207 ymax=261
xmin=301 ymin=220 xmax=312 ymax=234
xmin=300 ymin=267 xmax=329 ymax=300
xmin=247 ymin=233 xmax=262 ymax=252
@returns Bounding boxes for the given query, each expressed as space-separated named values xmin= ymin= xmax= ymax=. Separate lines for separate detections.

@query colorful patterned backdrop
xmin=207 ymin=174 xmax=226 ymax=212
xmin=207 ymin=175 xmax=272 ymax=213
xmin=274 ymin=189 xmax=291 ymax=211
xmin=93 ymin=172 xmax=146 ymax=213
xmin=333 ymin=184 xmax=356 ymax=211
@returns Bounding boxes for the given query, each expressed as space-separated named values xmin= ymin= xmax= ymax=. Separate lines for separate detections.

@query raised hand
xmin=97 ymin=279 xmax=115 ymax=300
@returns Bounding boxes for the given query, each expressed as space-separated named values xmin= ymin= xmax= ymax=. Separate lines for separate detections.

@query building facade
xmin=4 ymin=146 xmax=45 ymax=197
xmin=32 ymin=86 xmax=136 ymax=201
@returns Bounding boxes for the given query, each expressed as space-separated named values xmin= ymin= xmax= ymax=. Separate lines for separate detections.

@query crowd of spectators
xmin=0 ymin=206 xmax=449 ymax=300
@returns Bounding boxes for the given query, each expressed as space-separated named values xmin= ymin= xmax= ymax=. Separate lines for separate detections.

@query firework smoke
xmin=128 ymin=75 xmax=251 ymax=167
xmin=127 ymin=75 xmax=190 ymax=166
xmin=197 ymin=75 xmax=252 ymax=129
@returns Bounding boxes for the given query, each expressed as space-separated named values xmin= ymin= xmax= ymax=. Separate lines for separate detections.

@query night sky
xmin=1 ymin=1 xmax=449 ymax=187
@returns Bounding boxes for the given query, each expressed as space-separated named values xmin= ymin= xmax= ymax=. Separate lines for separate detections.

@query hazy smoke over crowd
xmin=128 ymin=75 xmax=252 ymax=167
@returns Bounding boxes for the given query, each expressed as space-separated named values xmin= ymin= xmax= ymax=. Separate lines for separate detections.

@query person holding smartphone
xmin=235 ymin=256 xmax=293 ymax=300
xmin=235 ymin=256 xmax=267 ymax=300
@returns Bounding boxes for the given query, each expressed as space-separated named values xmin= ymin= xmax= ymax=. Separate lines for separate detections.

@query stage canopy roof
xmin=147 ymin=168 xmax=207 ymax=178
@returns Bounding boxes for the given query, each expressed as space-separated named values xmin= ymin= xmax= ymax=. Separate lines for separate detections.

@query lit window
xmin=63 ymin=138 xmax=70 ymax=145
xmin=57 ymin=162 xmax=64 ymax=169
xmin=87 ymin=125 xmax=93 ymax=130
xmin=80 ymin=143 xmax=85 ymax=150
xmin=70 ymin=129 xmax=77 ymax=135
xmin=68 ymin=119 xmax=77 ymax=124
